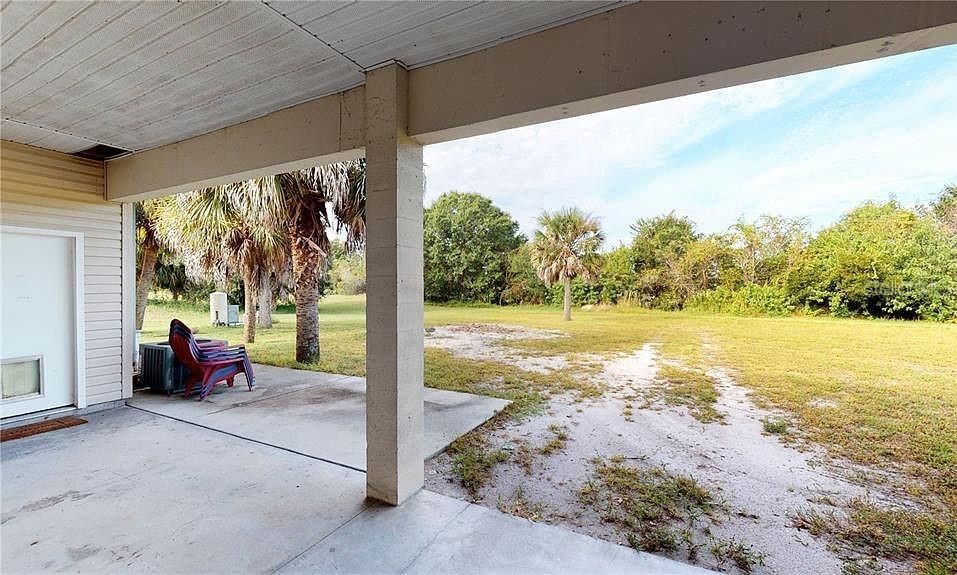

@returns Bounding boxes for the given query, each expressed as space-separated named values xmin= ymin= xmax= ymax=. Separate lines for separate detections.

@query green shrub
xmin=685 ymin=284 xmax=794 ymax=317
xmin=502 ymin=243 xmax=551 ymax=305
xmin=762 ymin=418 xmax=789 ymax=434
xmin=329 ymin=251 xmax=366 ymax=295
xmin=788 ymin=202 xmax=957 ymax=321
xmin=425 ymin=192 xmax=523 ymax=303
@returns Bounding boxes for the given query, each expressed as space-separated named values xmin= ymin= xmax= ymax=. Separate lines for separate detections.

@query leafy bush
xmin=425 ymin=192 xmax=523 ymax=303
xmin=328 ymin=251 xmax=366 ymax=295
xmin=686 ymin=285 xmax=794 ymax=317
xmin=928 ymin=185 xmax=956 ymax=238
xmin=597 ymin=245 xmax=638 ymax=303
xmin=788 ymin=202 xmax=957 ymax=321
xmin=664 ymin=237 xmax=735 ymax=306
xmin=727 ymin=215 xmax=808 ymax=286
xmin=630 ymin=213 xmax=698 ymax=307
xmin=502 ymin=243 xmax=551 ymax=305
xmin=548 ymin=279 xmax=601 ymax=307
xmin=631 ymin=212 xmax=697 ymax=270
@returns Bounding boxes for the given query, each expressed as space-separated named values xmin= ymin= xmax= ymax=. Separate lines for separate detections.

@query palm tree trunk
xmin=256 ymin=271 xmax=273 ymax=328
xmin=135 ymin=245 xmax=159 ymax=330
xmin=242 ymin=267 xmax=257 ymax=343
xmin=563 ymin=276 xmax=572 ymax=321
xmin=292 ymin=241 xmax=320 ymax=363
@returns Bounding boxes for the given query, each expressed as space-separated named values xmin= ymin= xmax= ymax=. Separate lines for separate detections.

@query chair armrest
xmin=201 ymin=358 xmax=247 ymax=367
xmin=208 ymin=345 xmax=246 ymax=354
xmin=200 ymin=352 xmax=246 ymax=363
xmin=196 ymin=341 xmax=227 ymax=349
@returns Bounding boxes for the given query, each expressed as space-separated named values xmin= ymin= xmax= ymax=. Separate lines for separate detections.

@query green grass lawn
xmin=142 ymin=297 xmax=368 ymax=376
xmin=143 ymin=295 xmax=957 ymax=511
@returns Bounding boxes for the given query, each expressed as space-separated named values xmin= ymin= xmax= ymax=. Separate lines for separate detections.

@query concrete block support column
xmin=364 ymin=64 xmax=425 ymax=505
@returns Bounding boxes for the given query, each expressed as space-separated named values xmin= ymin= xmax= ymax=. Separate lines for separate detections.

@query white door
xmin=1 ymin=230 xmax=81 ymax=418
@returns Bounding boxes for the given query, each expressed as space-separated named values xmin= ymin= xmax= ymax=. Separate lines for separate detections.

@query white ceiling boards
xmin=0 ymin=1 xmax=618 ymax=153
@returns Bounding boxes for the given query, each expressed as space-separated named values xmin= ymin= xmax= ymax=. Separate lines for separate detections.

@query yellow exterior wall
xmin=1 ymin=140 xmax=131 ymax=406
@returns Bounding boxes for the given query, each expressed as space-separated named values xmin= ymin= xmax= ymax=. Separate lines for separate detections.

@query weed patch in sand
xmin=791 ymin=498 xmax=957 ymax=575
xmin=540 ymin=424 xmax=570 ymax=455
xmin=653 ymin=365 xmax=725 ymax=424
xmin=576 ymin=456 xmax=767 ymax=568
xmin=497 ymin=487 xmax=548 ymax=521
xmin=761 ymin=418 xmax=789 ymax=435
xmin=428 ymin=349 xmax=597 ymax=494
xmin=425 ymin=347 xmax=601 ymax=404
xmin=448 ymin=430 xmax=508 ymax=497
xmin=708 ymin=537 xmax=766 ymax=574
xmin=511 ymin=440 xmax=536 ymax=475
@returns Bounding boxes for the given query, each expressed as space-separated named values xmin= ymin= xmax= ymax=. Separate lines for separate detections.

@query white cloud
xmin=628 ymin=62 xmax=957 ymax=236
xmin=423 ymin=47 xmax=957 ymax=246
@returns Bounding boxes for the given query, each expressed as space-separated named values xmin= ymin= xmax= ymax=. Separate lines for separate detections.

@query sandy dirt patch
xmin=426 ymin=327 xmax=910 ymax=574
xmin=427 ymin=324 xmax=572 ymax=373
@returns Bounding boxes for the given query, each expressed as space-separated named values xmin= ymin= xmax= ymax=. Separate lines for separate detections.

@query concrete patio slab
xmin=128 ymin=365 xmax=510 ymax=470
xmin=129 ymin=364 xmax=353 ymax=417
xmin=1 ymin=408 xmax=368 ymax=573
xmin=1 ymin=408 xmax=712 ymax=575
xmin=278 ymin=489 xmax=713 ymax=575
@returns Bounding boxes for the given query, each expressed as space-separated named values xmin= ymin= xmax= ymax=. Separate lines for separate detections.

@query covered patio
xmin=3 ymin=1 xmax=957 ymax=573
xmin=127 ymin=363 xmax=509 ymax=471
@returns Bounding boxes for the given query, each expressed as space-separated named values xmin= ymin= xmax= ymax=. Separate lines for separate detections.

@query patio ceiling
xmin=0 ymin=1 xmax=620 ymax=154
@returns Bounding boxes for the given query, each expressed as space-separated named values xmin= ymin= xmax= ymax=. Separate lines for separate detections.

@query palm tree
xmin=530 ymin=208 xmax=604 ymax=321
xmin=272 ymin=170 xmax=330 ymax=362
xmin=150 ymin=160 xmax=364 ymax=360
xmin=274 ymin=160 xmax=365 ymax=363
xmin=134 ymin=199 xmax=165 ymax=330
xmin=154 ymin=183 xmax=286 ymax=343
xmin=255 ymin=265 xmax=288 ymax=329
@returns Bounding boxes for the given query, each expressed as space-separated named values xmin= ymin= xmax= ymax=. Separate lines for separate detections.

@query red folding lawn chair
xmin=168 ymin=319 xmax=255 ymax=400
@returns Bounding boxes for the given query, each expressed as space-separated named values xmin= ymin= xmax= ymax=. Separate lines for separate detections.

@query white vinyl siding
xmin=1 ymin=140 xmax=129 ymax=406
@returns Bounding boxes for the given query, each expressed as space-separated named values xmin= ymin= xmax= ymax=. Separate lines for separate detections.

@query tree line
xmin=422 ymin=187 xmax=957 ymax=321
xmin=140 ymin=180 xmax=957 ymax=340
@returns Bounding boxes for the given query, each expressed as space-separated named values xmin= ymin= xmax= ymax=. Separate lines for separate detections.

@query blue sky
xmin=423 ymin=44 xmax=957 ymax=247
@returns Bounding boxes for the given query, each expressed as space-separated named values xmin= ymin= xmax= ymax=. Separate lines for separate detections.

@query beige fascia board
xmin=407 ymin=1 xmax=957 ymax=143
xmin=106 ymin=87 xmax=365 ymax=201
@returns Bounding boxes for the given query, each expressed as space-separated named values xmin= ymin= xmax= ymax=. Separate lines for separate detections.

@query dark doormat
xmin=1 ymin=416 xmax=87 ymax=442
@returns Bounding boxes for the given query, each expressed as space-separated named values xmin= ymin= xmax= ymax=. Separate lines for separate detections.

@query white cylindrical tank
xmin=209 ymin=291 xmax=228 ymax=325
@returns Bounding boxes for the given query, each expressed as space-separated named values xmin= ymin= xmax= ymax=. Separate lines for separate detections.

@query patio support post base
xmin=363 ymin=63 xmax=425 ymax=506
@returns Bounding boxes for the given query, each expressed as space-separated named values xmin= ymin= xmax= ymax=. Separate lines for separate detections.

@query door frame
xmin=1 ymin=226 xmax=86 ymax=411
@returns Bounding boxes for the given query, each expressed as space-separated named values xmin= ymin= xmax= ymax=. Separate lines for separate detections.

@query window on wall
xmin=1 ymin=357 xmax=43 ymax=400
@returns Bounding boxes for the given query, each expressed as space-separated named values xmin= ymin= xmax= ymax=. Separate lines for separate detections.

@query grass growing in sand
xmin=578 ymin=456 xmax=765 ymax=572
xmin=446 ymin=430 xmax=508 ymax=497
xmin=653 ymin=365 xmax=724 ymax=424
xmin=145 ymin=296 xmax=956 ymax=499
xmin=541 ymin=424 xmax=570 ymax=455
xmin=497 ymin=487 xmax=547 ymax=521
xmin=577 ymin=456 xmax=724 ymax=553
xmin=790 ymin=498 xmax=957 ymax=574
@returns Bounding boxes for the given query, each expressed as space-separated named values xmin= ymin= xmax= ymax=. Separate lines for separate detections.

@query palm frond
xmin=331 ymin=158 xmax=367 ymax=251
xmin=530 ymin=207 xmax=605 ymax=285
